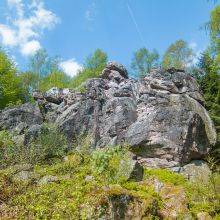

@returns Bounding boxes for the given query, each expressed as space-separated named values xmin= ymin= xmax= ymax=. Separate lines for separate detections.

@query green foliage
xmin=144 ymin=167 xmax=220 ymax=217
xmin=29 ymin=49 xmax=60 ymax=77
xmin=209 ymin=5 xmax=220 ymax=61
xmin=24 ymin=48 xmax=72 ymax=94
xmin=0 ymin=124 xmax=68 ymax=168
xmin=162 ymin=39 xmax=195 ymax=69
xmin=27 ymin=124 xmax=68 ymax=165
xmin=84 ymin=48 xmax=107 ymax=70
xmin=70 ymin=49 xmax=107 ymax=88
xmin=0 ymin=143 xmax=161 ymax=219
xmin=0 ymin=130 xmax=18 ymax=168
xmin=70 ymin=68 xmax=97 ymax=88
xmin=131 ymin=47 xmax=159 ymax=77
xmin=197 ymin=51 xmax=220 ymax=158
xmin=186 ymin=171 xmax=220 ymax=217
xmin=92 ymin=146 xmax=122 ymax=173
xmin=19 ymin=70 xmax=71 ymax=94
xmin=39 ymin=71 xmax=71 ymax=92
xmin=0 ymin=49 xmax=26 ymax=109
xmin=1 ymin=136 xmax=220 ymax=219
xmin=19 ymin=71 xmax=40 ymax=93
xmin=144 ymin=168 xmax=187 ymax=186
xmin=91 ymin=146 xmax=133 ymax=183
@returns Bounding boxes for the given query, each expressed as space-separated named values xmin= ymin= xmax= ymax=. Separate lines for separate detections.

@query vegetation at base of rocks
xmin=0 ymin=141 xmax=161 ymax=219
xmin=0 ymin=124 xmax=67 ymax=168
xmin=144 ymin=168 xmax=187 ymax=186
xmin=144 ymin=166 xmax=220 ymax=218
xmin=0 ymin=130 xmax=220 ymax=219
xmin=186 ymin=172 xmax=220 ymax=218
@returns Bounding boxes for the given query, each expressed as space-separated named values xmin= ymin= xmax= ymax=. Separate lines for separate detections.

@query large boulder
xmin=125 ymin=70 xmax=216 ymax=167
xmin=180 ymin=160 xmax=212 ymax=182
xmin=0 ymin=103 xmax=43 ymax=134
xmin=54 ymin=63 xmax=216 ymax=168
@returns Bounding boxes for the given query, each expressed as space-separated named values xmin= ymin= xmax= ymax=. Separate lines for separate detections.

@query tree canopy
xmin=70 ymin=49 xmax=108 ymax=88
xmin=0 ymin=49 xmax=26 ymax=109
xmin=162 ymin=40 xmax=195 ymax=69
xmin=29 ymin=49 xmax=60 ymax=77
xmin=39 ymin=71 xmax=71 ymax=92
xmin=131 ymin=48 xmax=159 ymax=77
xmin=209 ymin=5 xmax=220 ymax=61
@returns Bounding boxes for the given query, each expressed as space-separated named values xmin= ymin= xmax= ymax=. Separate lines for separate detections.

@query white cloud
xmin=60 ymin=59 xmax=83 ymax=77
xmin=7 ymin=0 xmax=24 ymax=18
xmin=192 ymin=50 xmax=202 ymax=65
xmin=21 ymin=40 xmax=41 ymax=56
xmin=189 ymin=41 xmax=202 ymax=65
xmin=0 ymin=24 xmax=17 ymax=46
xmin=0 ymin=0 xmax=60 ymax=56
xmin=189 ymin=42 xmax=197 ymax=50
xmin=85 ymin=2 xmax=96 ymax=21
xmin=85 ymin=10 xmax=93 ymax=21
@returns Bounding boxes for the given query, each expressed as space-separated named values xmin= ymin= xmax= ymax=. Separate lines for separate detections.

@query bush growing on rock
xmin=0 ymin=124 xmax=68 ymax=168
xmin=27 ymin=124 xmax=68 ymax=164
xmin=91 ymin=146 xmax=139 ymax=183
xmin=0 ymin=130 xmax=18 ymax=168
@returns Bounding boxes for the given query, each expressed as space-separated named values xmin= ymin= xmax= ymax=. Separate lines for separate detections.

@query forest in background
xmin=0 ymin=4 xmax=219 ymax=157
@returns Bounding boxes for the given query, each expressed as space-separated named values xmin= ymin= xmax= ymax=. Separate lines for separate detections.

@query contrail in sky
xmin=126 ymin=3 xmax=146 ymax=47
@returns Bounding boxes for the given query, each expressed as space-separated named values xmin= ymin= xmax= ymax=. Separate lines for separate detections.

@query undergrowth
xmin=0 ymin=131 xmax=220 ymax=219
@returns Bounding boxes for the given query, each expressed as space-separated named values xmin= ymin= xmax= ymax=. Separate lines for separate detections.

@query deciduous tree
xmin=131 ymin=48 xmax=159 ymax=77
xmin=0 ymin=49 xmax=25 ymax=108
xmin=162 ymin=40 xmax=195 ymax=69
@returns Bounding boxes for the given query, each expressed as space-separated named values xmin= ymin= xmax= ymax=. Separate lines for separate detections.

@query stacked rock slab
xmin=55 ymin=62 xmax=216 ymax=168
xmin=0 ymin=62 xmax=216 ymax=168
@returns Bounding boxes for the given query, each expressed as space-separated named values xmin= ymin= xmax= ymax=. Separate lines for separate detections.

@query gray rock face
xmin=101 ymin=61 xmax=128 ymax=81
xmin=180 ymin=160 xmax=211 ymax=182
xmin=0 ymin=62 xmax=216 ymax=168
xmin=33 ymin=87 xmax=70 ymax=105
xmin=54 ymin=64 xmax=216 ymax=167
xmin=0 ymin=103 xmax=43 ymax=133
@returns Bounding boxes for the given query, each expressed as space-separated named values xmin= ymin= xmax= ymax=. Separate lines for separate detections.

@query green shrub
xmin=0 ymin=131 xmax=24 ymax=168
xmin=0 ymin=48 xmax=27 ymax=109
xmin=144 ymin=168 xmax=187 ymax=186
xmin=186 ymin=171 xmax=220 ymax=217
xmin=27 ymin=124 xmax=68 ymax=165
xmin=0 ymin=125 xmax=68 ymax=168
xmin=91 ymin=146 xmax=134 ymax=183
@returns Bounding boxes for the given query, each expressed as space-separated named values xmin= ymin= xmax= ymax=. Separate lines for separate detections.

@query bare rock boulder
xmin=54 ymin=63 xmax=216 ymax=168
xmin=0 ymin=103 xmax=43 ymax=133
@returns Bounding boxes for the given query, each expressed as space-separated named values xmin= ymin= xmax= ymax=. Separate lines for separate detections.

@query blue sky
xmin=0 ymin=0 xmax=218 ymax=76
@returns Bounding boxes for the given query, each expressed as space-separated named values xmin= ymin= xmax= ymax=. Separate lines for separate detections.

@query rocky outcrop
xmin=0 ymin=103 xmax=43 ymax=134
xmin=0 ymin=62 xmax=217 ymax=168
xmin=54 ymin=62 xmax=216 ymax=168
